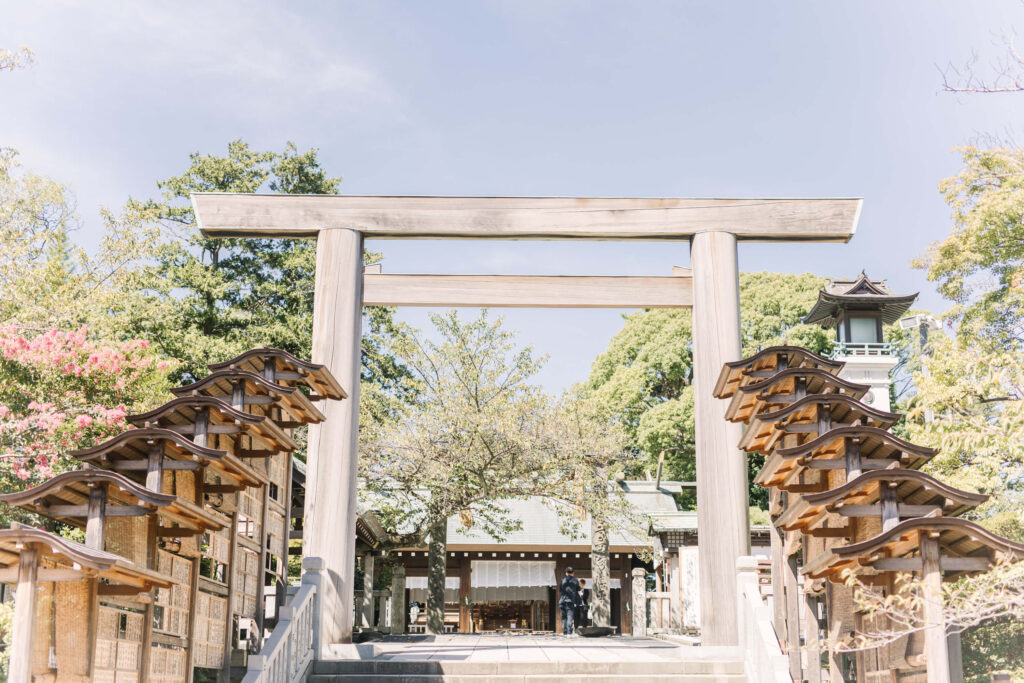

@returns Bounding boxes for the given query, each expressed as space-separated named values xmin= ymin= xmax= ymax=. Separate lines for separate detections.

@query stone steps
xmin=310 ymin=659 xmax=746 ymax=682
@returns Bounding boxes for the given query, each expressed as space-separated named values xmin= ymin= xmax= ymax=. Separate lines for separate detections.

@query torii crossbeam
xmin=192 ymin=193 xmax=860 ymax=649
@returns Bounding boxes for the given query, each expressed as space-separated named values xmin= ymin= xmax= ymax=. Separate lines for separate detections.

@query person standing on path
xmin=576 ymin=579 xmax=590 ymax=628
xmin=558 ymin=567 xmax=581 ymax=636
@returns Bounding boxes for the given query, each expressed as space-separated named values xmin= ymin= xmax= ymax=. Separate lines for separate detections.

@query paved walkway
xmin=367 ymin=634 xmax=723 ymax=663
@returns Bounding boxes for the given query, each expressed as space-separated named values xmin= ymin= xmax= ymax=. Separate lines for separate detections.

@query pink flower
xmin=0 ymin=405 xmax=9 ymax=419
xmin=75 ymin=414 xmax=94 ymax=428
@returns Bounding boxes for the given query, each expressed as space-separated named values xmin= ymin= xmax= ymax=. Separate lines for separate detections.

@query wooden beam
xmin=112 ymin=460 xmax=202 ymax=472
xmin=85 ymin=486 xmax=106 ymax=551
xmin=873 ymin=557 xmax=991 ymax=572
xmin=0 ymin=567 xmax=88 ymax=583
xmin=362 ymin=274 xmax=692 ymax=308
xmin=192 ymin=194 xmax=862 ymax=242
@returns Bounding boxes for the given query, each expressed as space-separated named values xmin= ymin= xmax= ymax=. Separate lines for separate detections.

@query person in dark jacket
xmin=576 ymin=579 xmax=590 ymax=628
xmin=558 ymin=567 xmax=581 ymax=636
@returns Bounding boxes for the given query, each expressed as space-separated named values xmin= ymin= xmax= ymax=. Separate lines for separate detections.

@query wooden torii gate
xmin=192 ymin=194 xmax=861 ymax=648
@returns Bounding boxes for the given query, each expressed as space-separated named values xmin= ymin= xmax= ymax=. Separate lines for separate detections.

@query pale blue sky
xmin=1 ymin=1 xmax=1020 ymax=389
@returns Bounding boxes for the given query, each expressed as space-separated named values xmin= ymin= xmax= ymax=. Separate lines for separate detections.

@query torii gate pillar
xmin=691 ymin=230 xmax=749 ymax=645
xmin=306 ymin=228 xmax=364 ymax=644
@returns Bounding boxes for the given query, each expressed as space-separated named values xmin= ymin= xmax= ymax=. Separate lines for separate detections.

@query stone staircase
xmin=309 ymin=658 xmax=746 ymax=682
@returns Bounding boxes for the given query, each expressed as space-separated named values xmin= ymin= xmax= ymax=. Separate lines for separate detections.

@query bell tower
xmin=803 ymin=273 xmax=917 ymax=411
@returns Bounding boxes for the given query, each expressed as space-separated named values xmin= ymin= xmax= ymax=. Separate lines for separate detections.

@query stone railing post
xmin=735 ymin=555 xmax=759 ymax=654
xmin=301 ymin=556 xmax=325 ymax=660
xmin=391 ymin=565 xmax=407 ymax=635
xmin=631 ymin=567 xmax=647 ymax=638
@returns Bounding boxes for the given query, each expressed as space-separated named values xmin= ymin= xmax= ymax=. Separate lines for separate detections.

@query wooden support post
xmin=922 ymin=534 xmax=951 ymax=683
xmin=145 ymin=442 xmax=164 ymax=492
xmin=458 ymin=555 xmax=472 ymax=633
xmin=85 ymin=484 xmax=106 ymax=551
xmin=845 ymin=438 xmax=862 ymax=481
xmin=9 ymin=545 xmax=39 ymax=683
xmin=305 ymin=228 xmax=364 ymax=646
xmin=222 ymin=511 xmax=240 ymax=683
xmin=691 ymin=230 xmax=748 ymax=646
xmin=785 ymin=537 xmax=803 ymax=680
xmin=769 ymin=488 xmax=787 ymax=641
xmin=803 ymin=538 xmax=822 ymax=683
xmin=362 ymin=553 xmax=375 ymax=630
xmin=880 ymin=483 xmax=900 ymax=533
xmin=193 ymin=407 xmax=210 ymax=449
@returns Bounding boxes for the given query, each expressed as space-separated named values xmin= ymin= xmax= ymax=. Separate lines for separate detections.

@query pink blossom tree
xmin=0 ymin=325 xmax=174 ymax=525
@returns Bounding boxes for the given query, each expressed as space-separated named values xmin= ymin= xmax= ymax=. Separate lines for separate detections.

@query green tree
xmin=123 ymin=140 xmax=414 ymax=424
xmin=915 ymin=146 xmax=1024 ymax=351
xmin=360 ymin=311 xmax=563 ymax=634
xmin=584 ymin=271 xmax=830 ymax=509
xmin=0 ymin=148 xmax=160 ymax=332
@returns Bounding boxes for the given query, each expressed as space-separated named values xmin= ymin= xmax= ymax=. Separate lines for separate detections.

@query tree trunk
xmin=426 ymin=517 xmax=448 ymax=635
xmin=590 ymin=513 xmax=611 ymax=627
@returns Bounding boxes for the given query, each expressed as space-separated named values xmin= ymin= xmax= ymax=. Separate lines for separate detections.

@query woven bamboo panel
xmin=268 ymin=456 xmax=287 ymax=505
xmin=193 ymin=591 xmax=227 ymax=669
xmin=234 ymin=546 xmax=261 ymax=618
xmin=104 ymin=517 xmax=149 ymax=566
xmin=94 ymin=604 xmax=145 ymax=680
xmin=149 ymin=644 xmax=187 ymax=683
xmin=237 ymin=487 xmax=263 ymax=542
xmin=154 ymin=550 xmax=191 ymax=638
xmin=268 ymin=507 xmax=286 ymax=561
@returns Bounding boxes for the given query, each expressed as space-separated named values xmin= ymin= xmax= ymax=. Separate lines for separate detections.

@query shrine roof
xmin=776 ymin=469 xmax=987 ymax=536
xmin=171 ymin=368 xmax=325 ymax=426
xmin=725 ymin=367 xmax=869 ymax=423
xmin=804 ymin=274 xmax=917 ymax=327
xmin=714 ymin=346 xmax=843 ymax=399
xmin=0 ymin=528 xmax=172 ymax=590
xmin=71 ymin=428 xmax=266 ymax=491
xmin=208 ymin=347 xmax=346 ymax=401
xmin=756 ymin=426 xmax=937 ymax=490
xmin=128 ymin=396 xmax=296 ymax=456
xmin=803 ymin=517 xmax=1024 ymax=582
xmin=739 ymin=394 xmax=900 ymax=455
xmin=0 ymin=469 xmax=225 ymax=534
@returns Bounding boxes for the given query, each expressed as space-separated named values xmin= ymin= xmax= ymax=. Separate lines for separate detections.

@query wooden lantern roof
xmin=70 ymin=428 xmax=266 ymax=492
xmin=756 ymin=426 xmax=937 ymax=490
xmin=208 ymin=347 xmax=347 ymax=402
xmin=171 ymin=369 xmax=326 ymax=427
xmin=724 ymin=367 xmax=869 ymax=424
xmin=713 ymin=345 xmax=843 ymax=399
xmin=0 ymin=470 xmax=225 ymax=535
xmin=0 ymin=528 xmax=172 ymax=592
xmin=803 ymin=273 xmax=918 ymax=327
xmin=127 ymin=396 xmax=296 ymax=456
xmin=739 ymin=394 xmax=900 ymax=455
xmin=803 ymin=517 xmax=1024 ymax=582
xmin=776 ymin=469 xmax=988 ymax=538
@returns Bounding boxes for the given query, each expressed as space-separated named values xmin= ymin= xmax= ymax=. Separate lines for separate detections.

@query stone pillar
xmin=305 ymin=228 xmax=364 ymax=646
xmin=361 ymin=553 xmax=374 ymax=629
xmin=391 ymin=564 xmax=407 ymax=636
xmin=631 ymin=567 xmax=647 ymax=638
xmin=590 ymin=514 xmax=611 ymax=627
xmin=301 ymin=557 xmax=325 ymax=660
xmin=691 ymin=230 xmax=749 ymax=646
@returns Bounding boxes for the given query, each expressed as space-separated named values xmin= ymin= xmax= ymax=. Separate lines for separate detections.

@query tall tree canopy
xmin=584 ymin=271 xmax=830 ymax=509
xmin=907 ymin=146 xmax=1024 ymax=532
xmin=122 ymin=140 xmax=414 ymax=424
xmin=915 ymin=146 xmax=1024 ymax=351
